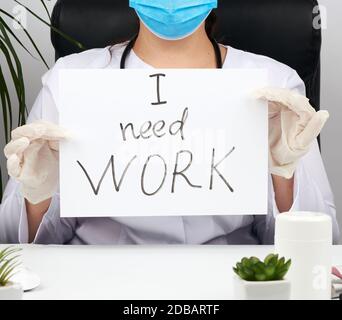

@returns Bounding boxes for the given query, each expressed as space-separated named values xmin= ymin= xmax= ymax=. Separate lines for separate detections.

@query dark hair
xmin=205 ymin=10 xmax=218 ymax=39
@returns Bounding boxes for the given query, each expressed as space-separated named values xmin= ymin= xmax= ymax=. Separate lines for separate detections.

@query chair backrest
xmin=51 ymin=0 xmax=322 ymax=110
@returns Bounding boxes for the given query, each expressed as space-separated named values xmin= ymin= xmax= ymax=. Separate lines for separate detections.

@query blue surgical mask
xmin=129 ymin=0 xmax=218 ymax=40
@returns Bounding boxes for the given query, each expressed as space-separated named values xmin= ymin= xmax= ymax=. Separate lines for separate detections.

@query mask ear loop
xmin=120 ymin=34 xmax=222 ymax=69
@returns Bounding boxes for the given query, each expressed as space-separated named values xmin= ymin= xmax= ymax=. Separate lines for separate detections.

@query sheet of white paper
xmin=59 ymin=69 xmax=268 ymax=217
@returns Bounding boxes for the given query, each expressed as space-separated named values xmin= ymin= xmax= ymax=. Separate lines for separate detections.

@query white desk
xmin=1 ymin=245 xmax=341 ymax=300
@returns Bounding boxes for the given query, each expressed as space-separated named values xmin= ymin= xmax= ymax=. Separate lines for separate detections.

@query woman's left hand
xmin=255 ymin=87 xmax=329 ymax=179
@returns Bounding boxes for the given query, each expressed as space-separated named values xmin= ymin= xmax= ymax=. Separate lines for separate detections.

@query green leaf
xmin=0 ymin=65 xmax=11 ymax=142
xmin=253 ymin=261 xmax=266 ymax=274
xmin=0 ymin=166 xmax=3 ymax=203
xmin=275 ymin=262 xmax=291 ymax=279
xmin=265 ymin=254 xmax=279 ymax=267
xmin=40 ymin=0 xmax=51 ymax=22
xmin=264 ymin=265 xmax=276 ymax=280
xmin=255 ymin=273 xmax=267 ymax=281
xmin=0 ymin=261 xmax=21 ymax=285
xmin=0 ymin=38 xmax=19 ymax=133
xmin=0 ymin=8 xmax=49 ymax=69
xmin=249 ymin=257 xmax=260 ymax=265
xmin=241 ymin=266 xmax=254 ymax=280
xmin=0 ymin=247 xmax=22 ymax=263
xmin=0 ymin=247 xmax=21 ymax=287
xmin=234 ymin=254 xmax=291 ymax=281
xmin=275 ymin=271 xmax=287 ymax=280
xmin=0 ymin=247 xmax=18 ymax=260
xmin=0 ymin=26 xmax=27 ymax=126
xmin=14 ymin=1 xmax=84 ymax=51
xmin=284 ymin=259 xmax=292 ymax=270
xmin=264 ymin=254 xmax=276 ymax=265
xmin=0 ymin=16 xmax=38 ymax=60
xmin=276 ymin=257 xmax=285 ymax=269
xmin=237 ymin=269 xmax=250 ymax=281
xmin=241 ymin=257 xmax=250 ymax=268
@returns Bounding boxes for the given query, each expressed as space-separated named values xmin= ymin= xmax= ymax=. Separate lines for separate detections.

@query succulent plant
xmin=233 ymin=254 xmax=291 ymax=281
xmin=0 ymin=246 xmax=22 ymax=287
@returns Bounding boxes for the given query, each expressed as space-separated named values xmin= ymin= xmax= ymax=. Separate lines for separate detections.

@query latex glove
xmin=4 ymin=120 xmax=70 ymax=204
xmin=254 ymin=87 xmax=329 ymax=179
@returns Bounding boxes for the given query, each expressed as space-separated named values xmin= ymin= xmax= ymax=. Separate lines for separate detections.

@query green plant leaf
xmin=276 ymin=257 xmax=285 ymax=269
xmin=265 ymin=254 xmax=279 ymax=267
xmin=255 ymin=273 xmax=267 ymax=281
xmin=241 ymin=266 xmax=254 ymax=280
xmin=0 ymin=247 xmax=22 ymax=262
xmin=234 ymin=254 xmax=291 ymax=281
xmin=0 ymin=38 xmax=20 ymax=130
xmin=264 ymin=254 xmax=275 ymax=265
xmin=0 ymin=65 xmax=11 ymax=142
xmin=0 ymin=247 xmax=21 ymax=287
xmin=236 ymin=262 xmax=243 ymax=270
xmin=0 ymin=26 xmax=27 ymax=126
xmin=264 ymin=265 xmax=276 ymax=280
xmin=14 ymin=0 xmax=84 ymax=51
xmin=40 ymin=0 xmax=51 ymax=21
xmin=237 ymin=269 xmax=250 ymax=281
xmin=0 ymin=166 xmax=3 ymax=203
xmin=253 ymin=261 xmax=266 ymax=274
xmin=0 ymin=261 xmax=21 ymax=283
xmin=0 ymin=247 xmax=17 ymax=260
xmin=241 ymin=257 xmax=250 ymax=268
xmin=284 ymin=259 xmax=291 ymax=270
xmin=0 ymin=16 xmax=38 ymax=60
xmin=249 ymin=257 xmax=260 ymax=265
xmin=0 ymin=258 xmax=15 ymax=279
xmin=0 ymin=8 xmax=49 ymax=69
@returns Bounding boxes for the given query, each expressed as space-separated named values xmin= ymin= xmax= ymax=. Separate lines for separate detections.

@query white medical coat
xmin=0 ymin=44 xmax=339 ymax=244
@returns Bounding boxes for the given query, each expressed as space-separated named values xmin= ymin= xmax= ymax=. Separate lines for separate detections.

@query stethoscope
xmin=120 ymin=34 xmax=223 ymax=69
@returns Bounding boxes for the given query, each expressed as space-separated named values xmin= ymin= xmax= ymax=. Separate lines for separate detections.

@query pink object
xmin=332 ymin=267 xmax=342 ymax=279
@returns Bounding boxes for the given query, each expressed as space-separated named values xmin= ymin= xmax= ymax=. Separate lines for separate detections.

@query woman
xmin=0 ymin=0 xmax=339 ymax=244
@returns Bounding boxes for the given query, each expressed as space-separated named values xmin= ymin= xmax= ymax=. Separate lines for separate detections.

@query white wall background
xmin=1 ymin=0 xmax=341 ymax=241
xmin=319 ymin=0 xmax=342 ymax=242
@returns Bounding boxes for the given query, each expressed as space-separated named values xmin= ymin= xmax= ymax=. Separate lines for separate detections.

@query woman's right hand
xmin=4 ymin=120 xmax=70 ymax=205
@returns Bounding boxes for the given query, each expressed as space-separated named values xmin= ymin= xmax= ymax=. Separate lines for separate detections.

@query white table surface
xmin=1 ymin=245 xmax=341 ymax=300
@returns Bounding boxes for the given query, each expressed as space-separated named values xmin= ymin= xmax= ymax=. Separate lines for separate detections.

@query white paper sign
xmin=59 ymin=69 xmax=268 ymax=218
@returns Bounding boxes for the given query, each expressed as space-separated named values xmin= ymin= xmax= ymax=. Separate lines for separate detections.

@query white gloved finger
xmin=7 ymin=154 xmax=22 ymax=178
xmin=11 ymin=120 xmax=70 ymax=142
xmin=11 ymin=122 xmax=43 ymax=140
xmin=4 ymin=137 xmax=30 ymax=159
xmin=48 ymin=140 xmax=60 ymax=151
xmin=268 ymin=101 xmax=281 ymax=119
xmin=254 ymin=87 xmax=316 ymax=116
xmin=253 ymin=87 xmax=291 ymax=102
xmin=19 ymin=141 xmax=59 ymax=204
xmin=296 ymin=110 xmax=330 ymax=148
xmin=38 ymin=122 xmax=71 ymax=141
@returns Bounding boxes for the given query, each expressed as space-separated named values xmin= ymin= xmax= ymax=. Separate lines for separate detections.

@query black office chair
xmin=51 ymin=0 xmax=322 ymax=112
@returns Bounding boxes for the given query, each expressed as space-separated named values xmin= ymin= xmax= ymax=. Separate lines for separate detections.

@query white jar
xmin=275 ymin=212 xmax=332 ymax=300
xmin=0 ymin=282 xmax=23 ymax=300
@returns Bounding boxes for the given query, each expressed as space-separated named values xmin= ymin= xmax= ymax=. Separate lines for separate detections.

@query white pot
xmin=234 ymin=276 xmax=291 ymax=300
xmin=0 ymin=282 xmax=23 ymax=300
